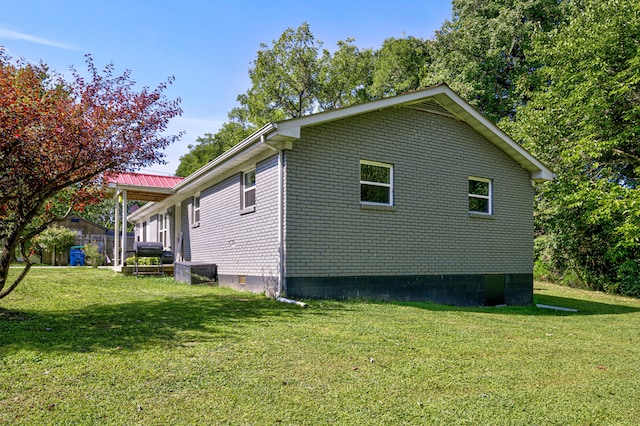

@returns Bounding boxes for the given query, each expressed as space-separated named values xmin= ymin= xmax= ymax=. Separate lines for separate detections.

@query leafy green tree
xmin=425 ymin=0 xmax=565 ymax=122
xmin=369 ymin=36 xmax=431 ymax=98
xmin=178 ymin=24 xmax=377 ymax=175
xmin=317 ymin=39 xmax=374 ymax=110
xmin=240 ymin=22 xmax=321 ymax=126
xmin=507 ymin=0 xmax=640 ymax=295
xmin=32 ymin=225 xmax=77 ymax=266
xmin=176 ymin=107 xmax=255 ymax=177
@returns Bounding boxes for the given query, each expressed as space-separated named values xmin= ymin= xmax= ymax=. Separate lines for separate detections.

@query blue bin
xmin=70 ymin=246 xmax=85 ymax=266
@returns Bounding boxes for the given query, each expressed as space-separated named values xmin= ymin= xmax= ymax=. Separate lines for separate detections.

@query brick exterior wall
xmin=284 ymin=107 xmax=535 ymax=280
xmin=180 ymin=155 xmax=281 ymax=293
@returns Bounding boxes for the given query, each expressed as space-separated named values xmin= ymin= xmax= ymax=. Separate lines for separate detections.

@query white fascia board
xmin=173 ymin=123 xmax=277 ymax=192
xmin=129 ymin=85 xmax=553 ymax=225
xmin=128 ymin=124 xmax=278 ymax=223
xmin=432 ymin=89 xmax=554 ymax=182
xmin=107 ymin=183 xmax=175 ymax=195
xmin=270 ymin=85 xmax=553 ymax=182
xmin=128 ymin=201 xmax=156 ymax=222
xmin=274 ymin=85 xmax=451 ymax=135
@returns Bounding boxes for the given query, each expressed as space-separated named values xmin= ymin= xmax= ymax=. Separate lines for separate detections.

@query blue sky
xmin=1 ymin=0 xmax=452 ymax=175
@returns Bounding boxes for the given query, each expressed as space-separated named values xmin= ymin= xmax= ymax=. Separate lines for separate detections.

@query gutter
xmin=128 ymin=123 xmax=278 ymax=222
xmin=174 ymin=122 xmax=277 ymax=192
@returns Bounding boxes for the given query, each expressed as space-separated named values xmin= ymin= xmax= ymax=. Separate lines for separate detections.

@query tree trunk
xmin=0 ymin=220 xmax=35 ymax=300
xmin=0 ymin=231 xmax=30 ymax=300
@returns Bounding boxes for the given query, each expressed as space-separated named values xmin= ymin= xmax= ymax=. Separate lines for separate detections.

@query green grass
xmin=1 ymin=268 xmax=639 ymax=425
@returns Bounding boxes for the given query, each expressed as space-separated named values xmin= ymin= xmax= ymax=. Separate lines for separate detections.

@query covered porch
xmin=106 ymin=172 xmax=184 ymax=272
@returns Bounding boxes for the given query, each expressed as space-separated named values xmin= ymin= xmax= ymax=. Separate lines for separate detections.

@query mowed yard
xmin=1 ymin=268 xmax=639 ymax=425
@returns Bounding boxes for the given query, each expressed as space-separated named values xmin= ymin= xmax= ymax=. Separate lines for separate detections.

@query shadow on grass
xmin=0 ymin=293 xmax=313 ymax=355
xmin=374 ymin=293 xmax=640 ymax=316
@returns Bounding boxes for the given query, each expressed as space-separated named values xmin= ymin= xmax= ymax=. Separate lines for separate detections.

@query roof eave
xmin=431 ymin=89 xmax=554 ymax=182
xmin=128 ymin=123 xmax=279 ymax=222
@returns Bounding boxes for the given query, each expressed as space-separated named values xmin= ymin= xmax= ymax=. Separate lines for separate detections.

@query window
xmin=243 ymin=169 xmax=256 ymax=209
xmin=469 ymin=177 xmax=492 ymax=214
xmin=192 ymin=194 xmax=200 ymax=226
xmin=158 ymin=213 xmax=168 ymax=248
xmin=360 ymin=160 xmax=393 ymax=205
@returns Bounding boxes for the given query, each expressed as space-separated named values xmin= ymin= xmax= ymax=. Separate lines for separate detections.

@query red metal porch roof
xmin=108 ymin=172 xmax=184 ymax=189
xmin=107 ymin=172 xmax=184 ymax=202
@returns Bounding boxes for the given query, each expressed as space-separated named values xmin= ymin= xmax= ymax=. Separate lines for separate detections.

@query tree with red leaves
xmin=0 ymin=51 xmax=182 ymax=299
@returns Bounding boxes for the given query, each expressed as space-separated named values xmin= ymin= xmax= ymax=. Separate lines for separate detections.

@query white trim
xmin=120 ymin=189 xmax=127 ymax=266
xmin=113 ymin=191 xmax=120 ymax=269
xmin=360 ymin=160 xmax=394 ymax=206
xmin=468 ymin=176 xmax=492 ymax=215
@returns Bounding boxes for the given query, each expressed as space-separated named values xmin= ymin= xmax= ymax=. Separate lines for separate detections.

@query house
xmin=126 ymin=84 xmax=554 ymax=306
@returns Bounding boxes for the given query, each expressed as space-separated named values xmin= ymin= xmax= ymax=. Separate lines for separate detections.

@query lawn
xmin=1 ymin=268 xmax=639 ymax=425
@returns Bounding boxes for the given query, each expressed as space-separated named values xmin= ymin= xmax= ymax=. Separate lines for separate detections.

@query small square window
xmin=469 ymin=177 xmax=492 ymax=214
xmin=360 ymin=160 xmax=393 ymax=205
xmin=243 ymin=169 xmax=256 ymax=209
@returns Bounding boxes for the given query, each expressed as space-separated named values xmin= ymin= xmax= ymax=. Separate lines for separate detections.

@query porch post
xmin=120 ymin=189 xmax=127 ymax=266
xmin=174 ymin=201 xmax=182 ymax=261
xmin=113 ymin=191 xmax=120 ymax=269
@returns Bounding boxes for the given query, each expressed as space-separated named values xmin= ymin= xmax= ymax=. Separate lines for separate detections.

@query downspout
xmin=277 ymin=148 xmax=285 ymax=298
xmin=275 ymin=148 xmax=307 ymax=307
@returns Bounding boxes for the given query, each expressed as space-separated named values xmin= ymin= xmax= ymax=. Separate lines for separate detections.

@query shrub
xmin=82 ymin=242 xmax=102 ymax=268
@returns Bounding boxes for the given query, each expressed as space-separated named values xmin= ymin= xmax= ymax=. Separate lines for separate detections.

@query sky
xmin=1 ymin=0 xmax=452 ymax=176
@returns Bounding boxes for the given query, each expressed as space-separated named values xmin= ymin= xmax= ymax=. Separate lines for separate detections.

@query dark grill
xmin=131 ymin=241 xmax=172 ymax=276
xmin=133 ymin=241 xmax=164 ymax=257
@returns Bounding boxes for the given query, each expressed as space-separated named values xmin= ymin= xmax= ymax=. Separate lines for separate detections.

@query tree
xmin=178 ymin=24 xmax=377 ymax=175
xmin=425 ymin=0 xmax=565 ymax=122
xmin=0 ymin=52 xmax=182 ymax=299
xmin=506 ymin=0 xmax=640 ymax=295
xmin=240 ymin=22 xmax=322 ymax=126
xmin=369 ymin=36 xmax=431 ymax=99
xmin=32 ymin=224 xmax=76 ymax=266
xmin=176 ymin=107 xmax=255 ymax=177
xmin=317 ymin=39 xmax=374 ymax=110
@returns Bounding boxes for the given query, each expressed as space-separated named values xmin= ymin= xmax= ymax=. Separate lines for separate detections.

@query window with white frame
xmin=192 ymin=194 xmax=200 ymax=226
xmin=158 ymin=213 xmax=168 ymax=248
xmin=243 ymin=169 xmax=256 ymax=209
xmin=468 ymin=177 xmax=492 ymax=214
xmin=360 ymin=160 xmax=393 ymax=205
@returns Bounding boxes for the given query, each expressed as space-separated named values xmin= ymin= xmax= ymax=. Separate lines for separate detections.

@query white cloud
xmin=0 ymin=27 xmax=74 ymax=50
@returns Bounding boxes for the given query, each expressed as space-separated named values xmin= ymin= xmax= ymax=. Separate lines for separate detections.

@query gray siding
xmin=185 ymin=155 xmax=281 ymax=291
xmin=285 ymin=107 xmax=535 ymax=278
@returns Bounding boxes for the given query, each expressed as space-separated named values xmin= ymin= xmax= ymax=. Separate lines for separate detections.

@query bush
xmin=82 ymin=242 xmax=102 ymax=268
xmin=124 ymin=256 xmax=159 ymax=266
